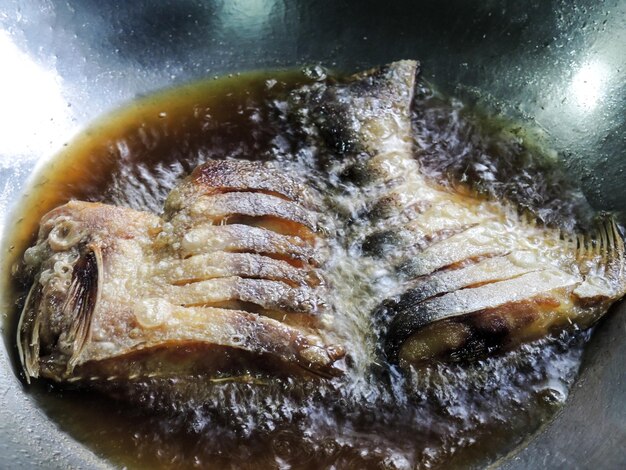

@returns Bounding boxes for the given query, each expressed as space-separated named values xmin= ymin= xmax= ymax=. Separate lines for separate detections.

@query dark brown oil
xmin=1 ymin=68 xmax=590 ymax=469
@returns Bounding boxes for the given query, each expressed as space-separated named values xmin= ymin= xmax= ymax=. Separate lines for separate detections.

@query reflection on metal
xmin=570 ymin=61 xmax=609 ymax=111
xmin=0 ymin=32 xmax=75 ymax=158
xmin=218 ymin=0 xmax=276 ymax=36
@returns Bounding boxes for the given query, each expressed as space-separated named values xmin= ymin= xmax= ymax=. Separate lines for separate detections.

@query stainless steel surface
xmin=0 ymin=1 xmax=624 ymax=468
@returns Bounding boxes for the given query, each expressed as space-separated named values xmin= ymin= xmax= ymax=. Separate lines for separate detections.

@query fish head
xmin=17 ymin=201 xmax=159 ymax=381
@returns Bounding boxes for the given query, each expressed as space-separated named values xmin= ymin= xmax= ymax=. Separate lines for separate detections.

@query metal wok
xmin=0 ymin=1 xmax=624 ymax=468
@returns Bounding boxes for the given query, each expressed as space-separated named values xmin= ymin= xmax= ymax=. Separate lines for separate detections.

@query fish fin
xmin=598 ymin=216 xmax=625 ymax=285
xmin=63 ymin=244 xmax=103 ymax=373
xmin=17 ymin=279 xmax=42 ymax=383
xmin=571 ymin=216 xmax=626 ymax=298
xmin=579 ymin=217 xmax=624 ymax=269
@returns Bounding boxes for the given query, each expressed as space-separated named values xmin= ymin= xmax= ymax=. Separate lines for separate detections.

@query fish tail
xmin=576 ymin=215 xmax=626 ymax=286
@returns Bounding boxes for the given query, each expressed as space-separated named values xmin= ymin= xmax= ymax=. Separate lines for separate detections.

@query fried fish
xmin=17 ymin=60 xmax=626 ymax=391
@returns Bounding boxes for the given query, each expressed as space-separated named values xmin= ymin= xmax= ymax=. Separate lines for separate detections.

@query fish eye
xmin=48 ymin=219 xmax=83 ymax=251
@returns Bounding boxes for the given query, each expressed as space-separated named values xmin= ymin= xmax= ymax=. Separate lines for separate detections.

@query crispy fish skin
xmin=300 ymin=60 xmax=626 ymax=367
xmin=18 ymin=161 xmax=345 ymax=384
xmin=165 ymin=159 xmax=314 ymax=208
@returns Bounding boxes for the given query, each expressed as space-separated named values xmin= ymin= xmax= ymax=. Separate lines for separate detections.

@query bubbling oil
xmin=2 ymin=67 xmax=594 ymax=469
